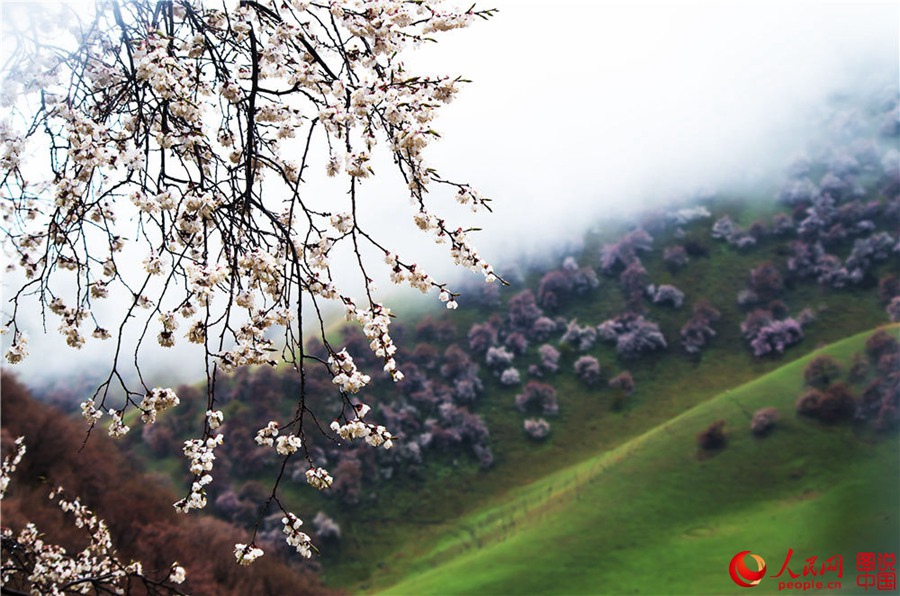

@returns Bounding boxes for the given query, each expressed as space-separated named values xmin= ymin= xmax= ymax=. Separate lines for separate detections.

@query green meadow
xmin=380 ymin=328 xmax=899 ymax=595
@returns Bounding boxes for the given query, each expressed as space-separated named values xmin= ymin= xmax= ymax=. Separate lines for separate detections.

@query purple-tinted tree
xmin=750 ymin=407 xmax=779 ymax=436
xmin=485 ymin=346 xmax=515 ymax=371
xmin=504 ymin=332 xmax=529 ymax=356
xmin=771 ymin=212 xmax=795 ymax=236
xmin=804 ymin=355 xmax=842 ymax=389
xmin=573 ymin=356 xmax=603 ymax=387
xmin=499 ymin=368 xmax=521 ymax=386
xmin=560 ymin=320 xmax=598 ymax=352
xmin=467 ymin=322 xmax=498 ymax=356
xmin=619 ymin=262 xmax=649 ymax=302
xmin=530 ymin=317 xmax=559 ymax=342
xmin=507 ymin=290 xmax=544 ymax=334
xmin=537 ymin=270 xmax=573 ymax=311
xmin=538 ymin=344 xmax=561 ymax=374
xmin=599 ymin=229 xmax=653 ymax=275
xmin=523 ymin=418 xmax=551 ymax=441
xmin=514 ymin=381 xmax=559 ymax=417
xmin=888 ymin=297 xmax=900 ymax=323
xmin=748 ymin=262 xmax=784 ymax=302
xmin=663 ymin=245 xmax=690 ymax=269
xmin=651 ymin=284 xmax=685 ymax=308
xmin=748 ymin=318 xmax=804 ymax=357
xmin=796 ymin=389 xmax=824 ymax=417
xmin=680 ymin=301 xmax=720 ymax=355
xmin=608 ymin=371 xmax=635 ymax=395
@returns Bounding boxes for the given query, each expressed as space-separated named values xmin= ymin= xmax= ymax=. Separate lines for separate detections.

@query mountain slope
xmin=379 ymin=326 xmax=899 ymax=594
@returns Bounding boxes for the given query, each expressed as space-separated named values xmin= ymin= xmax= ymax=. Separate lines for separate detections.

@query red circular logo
xmin=729 ymin=550 xmax=767 ymax=588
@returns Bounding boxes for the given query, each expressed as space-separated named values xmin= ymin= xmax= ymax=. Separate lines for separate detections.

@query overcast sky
xmin=3 ymin=0 xmax=898 ymax=388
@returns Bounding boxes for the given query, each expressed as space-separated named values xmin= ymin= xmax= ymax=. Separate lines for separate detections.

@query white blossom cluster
xmin=275 ymin=434 xmax=302 ymax=456
xmin=3 ymin=331 xmax=28 ymax=364
xmin=305 ymin=467 xmax=334 ymax=491
xmin=173 ymin=433 xmax=223 ymax=513
xmin=234 ymin=543 xmax=264 ymax=566
xmin=138 ymin=387 xmax=180 ymax=424
xmin=107 ymin=409 xmax=130 ymax=438
xmin=281 ymin=513 xmax=314 ymax=559
xmin=1 ymin=449 xmax=185 ymax=592
xmin=328 ymin=349 xmax=372 ymax=393
xmin=0 ymin=436 xmax=26 ymax=498
xmin=330 ymin=402 xmax=395 ymax=449
xmin=255 ymin=420 xmax=280 ymax=446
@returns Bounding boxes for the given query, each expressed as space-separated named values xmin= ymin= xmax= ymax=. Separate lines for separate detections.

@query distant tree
xmin=865 ymin=329 xmax=900 ymax=363
xmin=507 ymin=290 xmax=544 ymax=334
xmin=711 ymin=216 xmax=737 ymax=240
xmin=499 ymin=368 xmax=522 ymax=386
xmin=523 ymin=418 xmax=551 ymax=441
xmin=504 ymin=332 xmax=529 ymax=356
xmin=619 ymin=262 xmax=649 ymax=301
xmin=804 ymin=355 xmax=842 ymax=389
xmin=530 ymin=316 xmax=559 ymax=342
xmin=615 ymin=318 xmax=667 ymax=359
xmin=750 ymin=407 xmax=780 ymax=436
xmin=573 ymin=356 xmax=603 ymax=387
xmin=663 ymin=245 xmax=690 ymax=270
xmin=599 ymin=314 xmax=667 ymax=359
xmin=514 ymin=381 xmax=559 ymax=417
xmin=818 ymin=382 xmax=857 ymax=422
xmin=560 ymin=319 xmax=598 ymax=352
xmin=608 ymin=371 xmax=635 ymax=395
xmin=537 ymin=344 xmax=561 ymax=374
xmin=748 ymin=262 xmax=784 ymax=302
xmin=888 ymin=297 xmax=900 ymax=323
xmin=696 ymin=420 xmax=727 ymax=451
xmin=770 ymin=212 xmax=795 ymax=236
xmin=748 ymin=318 xmax=804 ymax=357
xmin=879 ymin=275 xmax=900 ymax=304
xmin=485 ymin=346 xmax=515 ymax=371
xmin=650 ymin=284 xmax=685 ymax=308
xmin=796 ymin=388 xmax=824 ymax=417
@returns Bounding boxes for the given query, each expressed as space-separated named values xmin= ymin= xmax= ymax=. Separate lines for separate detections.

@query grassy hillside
xmin=379 ymin=327 xmax=899 ymax=594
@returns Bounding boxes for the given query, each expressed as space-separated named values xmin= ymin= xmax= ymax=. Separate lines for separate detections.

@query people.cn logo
xmin=729 ymin=550 xmax=767 ymax=588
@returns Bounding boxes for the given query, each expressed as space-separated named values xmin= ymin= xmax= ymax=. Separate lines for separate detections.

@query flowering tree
xmin=0 ymin=0 xmax=497 ymax=573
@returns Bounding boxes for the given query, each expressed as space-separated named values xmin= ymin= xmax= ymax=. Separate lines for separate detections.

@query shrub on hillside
xmin=650 ymin=284 xmax=685 ymax=308
xmin=888 ymin=297 xmax=900 ymax=323
xmin=485 ymin=346 xmax=515 ymax=371
xmin=538 ymin=344 xmax=561 ymax=373
xmin=514 ymin=381 xmax=559 ymax=417
xmin=531 ymin=316 xmax=559 ymax=342
xmin=865 ymin=329 xmax=899 ymax=362
xmin=499 ymin=368 xmax=521 ymax=386
xmin=504 ymin=332 xmax=529 ymax=356
xmin=599 ymin=229 xmax=654 ymax=275
xmin=663 ymin=245 xmax=690 ymax=269
xmin=749 ymin=318 xmax=804 ymax=357
xmin=507 ymin=290 xmax=544 ymax=334
xmin=697 ymin=420 xmax=727 ymax=451
xmin=804 ymin=355 xmax=842 ymax=389
xmin=681 ymin=301 xmax=721 ymax=355
xmin=467 ymin=322 xmax=498 ymax=356
xmin=573 ymin=356 xmax=603 ymax=387
xmin=608 ymin=371 xmax=635 ymax=395
xmin=796 ymin=389 xmax=824 ymax=417
xmin=599 ymin=314 xmax=667 ymax=359
xmin=749 ymin=262 xmax=784 ymax=302
xmin=523 ymin=418 xmax=551 ymax=441
xmin=818 ymin=382 xmax=857 ymax=422
xmin=750 ymin=407 xmax=780 ymax=436
xmin=560 ymin=319 xmax=598 ymax=351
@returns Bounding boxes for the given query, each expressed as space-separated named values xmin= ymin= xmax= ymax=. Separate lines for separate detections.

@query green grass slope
xmin=380 ymin=327 xmax=899 ymax=595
